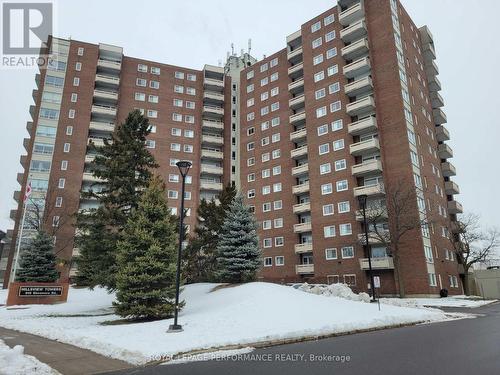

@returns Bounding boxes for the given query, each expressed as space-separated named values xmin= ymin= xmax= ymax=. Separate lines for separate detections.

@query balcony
xmin=200 ymin=165 xmax=223 ymax=175
xmin=345 ymin=76 xmax=373 ymax=97
xmin=82 ymin=172 xmax=102 ymax=182
xmin=91 ymin=104 xmax=117 ymax=117
xmin=296 ymin=264 xmax=314 ymax=275
xmin=435 ymin=125 xmax=450 ymax=142
xmin=422 ymin=42 xmax=436 ymax=63
xmin=200 ymin=181 xmax=223 ymax=191
xmin=338 ymin=0 xmax=359 ymax=8
xmin=293 ymin=202 xmax=311 ymax=214
xmin=17 ymin=172 xmax=23 ymax=184
xmin=203 ymin=91 xmax=225 ymax=103
xmin=202 ymin=134 xmax=224 ymax=146
xmin=428 ymin=75 xmax=442 ymax=92
xmin=288 ymin=78 xmax=304 ymax=94
xmin=425 ymin=60 xmax=439 ymax=78
xmin=340 ymin=18 xmax=367 ymax=43
xmin=348 ymin=116 xmax=377 ymax=135
xmin=339 ymin=1 xmax=364 ymax=26
xmin=351 ymin=160 xmax=383 ymax=176
xmin=341 ymin=38 xmax=369 ymax=61
xmin=19 ymin=155 xmax=27 ymax=168
xmin=292 ymin=164 xmax=309 ymax=177
xmin=10 ymin=209 xmax=17 ymax=220
xmin=288 ymin=62 xmax=304 ymax=80
xmin=26 ymin=121 xmax=33 ymax=134
xmin=295 ymin=243 xmax=313 ymax=254
xmin=203 ymin=78 xmax=224 ymax=91
xmin=23 ymin=138 xmax=30 ymax=151
xmin=289 ymin=94 xmax=305 ymax=110
xmin=89 ymin=121 xmax=114 ymax=132
xmin=85 ymin=154 xmax=96 ymax=163
xmin=444 ymin=181 xmax=460 ymax=195
xmin=433 ymin=108 xmax=447 ymax=125
xmin=346 ymin=95 xmax=375 ymax=117
xmin=343 ymin=57 xmax=371 ymax=79
xmin=292 ymin=182 xmax=310 ymax=194
xmin=359 ymin=257 xmax=394 ymax=270
xmin=448 ymin=200 xmax=463 ymax=215
xmin=97 ymin=58 xmax=121 ymax=71
xmin=441 ymin=161 xmax=456 ymax=177
xmin=350 ymin=138 xmax=380 ymax=156
xmin=93 ymin=89 xmax=118 ymax=102
xmin=358 ymin=231 xmax=389 ymax=245
xmin=201 ymin=149 xmax=223 ymax=160
xmin=353 ymin=183 xmax=385 ymax=197
xmin=88 ymin=137 xmax=109 ymax=147
xmin=430 ymin=91 xmax=444 ymax=108
xmin=13 ymin=190 xmax=20 ymax=202
xmin=290 ymin=128 xmax=307 ymax=142
xmin=287 ymin=46 xmax=303 ymax=65
xmin=289 ymin=111 xmax=306 ymax=126
xmin=438 ymin=143 xmax=453 ymax=159
xmin=95 ymin=74 xmax=120 ymax=86
xmin=291 ymin=145 xmax=308 ymax=159
xmin=294 ymin=222 xmax=312 ymax=234
xmin=29 ymin=105 xmax=36 ymax=119
xmin=355 ymin=208 xmax=387 ymax=221
xmin=202 ymin=119 xmax=224 ymax=130
xmin=203 ymin=105 xmax=224 ymax=117
xmin=32 ymin=89 xmax=38 ymax=101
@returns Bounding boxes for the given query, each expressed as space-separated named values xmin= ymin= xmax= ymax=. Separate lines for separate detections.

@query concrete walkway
xmin=0 ymin=326 xmax=132 ymax=374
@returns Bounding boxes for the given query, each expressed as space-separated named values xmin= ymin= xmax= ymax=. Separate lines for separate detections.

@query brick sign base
xmin=6 ymin=282 xmax=69 ymax=306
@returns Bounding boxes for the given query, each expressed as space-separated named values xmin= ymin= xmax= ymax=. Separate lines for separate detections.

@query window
xmin=63 ymin=143 xmax=70 ymax=153
xmin=321 ymin=183 xmax=333 ymax=195
xmin=262 ymin=202 xmax=271 ymax=212
xmin=135 ymin=92 xmax=146 ymax=101
xmin=312 ymin=37 xmax=322 ymax=48
xmin=247 ymin=189 xmax=255 ymax=198
xmin=325 ymin=248 xmax=337 ymax=260
xmin=247 ymin=98 xmax=255 ymax=107
xmin=338 ymin=201 xmax=350 ymax=213
xmin=327 ymin=64 xmax=339 ymax=76
xmin=274 ymin=200 xmax=282 ymax=210
xmin=270 ymin=72 xmax=279 ymax=82
xmin=333 ymin=139 xmax=345 ymax=151
xmin=136 ymin=78 xmax=147 ymax=87
xmin=341 ymin=246 xmax=354 ymax=258
xmin=264 ymin=257 xmax=272 ymax=267
xmin=330 ymin=101 xmax=341 ymax=112
xmin=184 ymin=144 xmax=193 ymax=153
xmin=149 ymin=95 xmax=159 ymax=103
xmin=246 ymin=70 xmax=254 ymax=80
xmin=319 ymin=143 xmax=330 ymax=155
xmin=320 ymin=163 xmax=331 ymax=175
xmin=186 ymin=87 xmax=196 ymax=95
xmin=261 ymin=77 xmax=268 ymax=86
xmin=247 ymin=84 xmax=254 ymax=93
xmin=272 ymin=133 xmax=280 ymax=143
xmin=147 ymin=109 xmax=158 ymax=118
xmin=174 ymin=85 xmax=184 ymax=93
xmin=137 ymin=64 xmax=147 ymax=72
xmin=260 ymin=63 xmax=268 ymax=73
xmin=58 ymin=178 xmax=65 ymax=188
xmin=169 ymin=174 xmax=180 ymax=183
xmin=71 ymin=93 xmax=78 ymax=102
xmin=55 ymin=196 xmax=63 ymax=207
xmin=336 ymin=180 xmax=348 ymax=191
xmin=316 ymin=106 xmax=327 ymax=118
xmin=146 ymin=140 xmax=156 ymax=149
xmin=175 ymin=71 xmax=185 ymax=79
xmin=329 ymin=82 xmax=340 ymax=94
xmin=187 ymin=73 xmax=196 ymax=81
xmin=332 ymin=119 xmax=343 ymax=131
xmin=323 ymin=204 xmax=334 ymax=216
xmin=335 ymin=159 xmax=346 ymax=171
xmin=168 ymin=190 xmax=178 ymax=199
xmin=247 ymin=142 xmax=255 ymax=151
xmin=150 ymin=80 xmax=160 ymax=89
xmin=273 ymin=183 xmax=282 ymax=192
xmin=184 ymin=129 xmax=194 ymax=138
xmin=41 ymin=91 xmax=62 ymax=104
xmin=33 ymin=142 xmax=54 ymax=154
xmin=262 ymin=185 xmax=271 ymax=195
xmin=273 ymin=166 xmax=281 ymax=175
xmin=185 ymin=115 xmax=195 ymax=123
xmin=171 ymin=128 xmax=181 ymax=136
xmin=52 ymin=216 xmax=60 ymax=227
xmin=68 ymin=109 xmax=75 ymax=118
xmin=271 ymin=87 xmax=279 ymax=97
xmin=274 ymin=218 xmax=283 ymax=228
xmin=262 ymin=169 xmax=270 ymax=179
xmin=326 ymin=47 xmax=337 ymax=59
xmin=311 ymin=21 xmax=321 ymax=32
xmin=324 ymin=14 xmax=334 ymax=26
xmin=313 ymin=54 xmax=324 ymax=66
xmin=73 ymin=77 xmax=80 ymax=86
xmin=173 ymin=99 xmax=183 ymax=107
xmin=172 ymin=113 xmax=182 ymax=122
xmin=428 ymin=273 xmax=437 ymax=287
xmin=275 ymin=256 xmax=285 ymax=265
xmin=315 ymin=88 xmax=326 ymax=100
xmin=36 ymin=125 xmax=57 ymax=137
xmin=325 ymin=31 xmax=336 ymax=42
xmin=263 ymin=220 xmax=272 ymax=230
xmin=272 ymin=149 xmax=281 ymax=159
xmin=339 ymin=224 xmax=352 ymax=236
xmin=171 ymin=143 xmax=181 ymax=151
xmin=314 ymin=71 xmax=325 ymax=82
xmin=263 ymin=239 xmax=272 ymax=248
xmin=77 ymin=47 xmax=84 ymax=56
xmin=324 ymin=226 xmax=336 ymax=238
xmin=262 ymin=153 xmax=270 ymax=162
xmin=317 ymin=124 xmax=328 ymax=136
xmin=271 ymin=102 xmax=279 ymax=112
xmin=45 ymin=75 xmax=64 ymax=87
xmin=343 ymin=274 xmax=356 ymax=286
xmin=151 ymin=67 xmax=161 ymax=75
xmin=39 ymin=108 xmax=59 ymax=120
xmin=61 ymin=160 xmax=68 ymax=170
xmin=270 ymin=57 xmax=278 ymax=67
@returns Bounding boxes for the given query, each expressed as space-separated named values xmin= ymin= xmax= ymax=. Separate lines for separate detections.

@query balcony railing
xmin=348 ymin=116 xmax=377 ymax=135
xmin=340 ymin=18 xmax=367 ymax=43
xmin=433 ymin=108 xmax=447 ymax=125
xmin=344 ymin=76 xmax=373 ymax=97
xmin=202 ymin=120 xmax=224 ymax=130
xmin=351 ymin=160 xmax=383 ymax=176
xmin=292 ymin=182 xmax=310 ymax=195
xmin=339 ymin=1 xmax=364 ymax=26
xmin=435 ymin=125 xmax=450 ymax=142
xmin=289 ymin=94 xmax=305 ymax=110
xmin=200 ymin=165 xmax=223 ymax=175
xmin=353 ymin=183 xmax=385 ymax=197
xmin=291 ymin=164 xmax=309 ymax=177
xmin=444 ymin=181 xmax=460 ymax=195
xmin=349 ymin=138 xmax=380 ymax=156
xmin=288 ymin=78 xmax=305 ymax=94
xmin=288 ymin=62 xmax=304 ymax=80
xmin=89 ymin=121 xmax=115 ymax=132
xmin=290 ymin=128 xmax=307 ymax=142
xmin=291 ymin=145 xmax=308 ymax=159
xmin=438 ymin=143 xmax=453 ymax=159
xmin=202 ymin=134 xmax=224 ymax=145
xmin=289 ymin=111 xmax=306 ymax=126
xmin=295 ymin=264 xmax=314 ymax=275
xmin=359 ymin=257 xmax=394 ymax=270
xmin=201 ymin=149 xmax=223 ymax=160
xmin=95 ymin=74 xmax=120 ymax=86
xmin=447 ymin=200 xmax=463 ymax=214
xmin=441 ymin=161 xmax=456 ymax=177
xmin=293 ymin=222 xmax=312 ymax=233
xmin=287 ymin=46 xmax=303 ymax=64
xmin=293 ymin=202 xmax=311 ymax=214
xmin=200 ymin=181 xmax=223 ymax=191
xmin=294 ymin=243 xmax=313 ymax=254
xmin=341 ymin=38 xmax=369 ymax=61
xmin=343 ymin=56 xmax=371 ymax=79
xmin=346 ymin=95 xmax=375 ymax=116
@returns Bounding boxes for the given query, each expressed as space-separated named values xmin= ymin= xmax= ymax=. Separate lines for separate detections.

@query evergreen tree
xmin=16 ymin=231 xmax=59 ymax=282
xmin=75 ymin=110 xmax=158 ymax=289
xmin=184 ymin=184 xmax=236 ymax=283
xmin=216 ymin=194 xmax=261 ymax=283
xmin=113 ymin=176 xmax=178 ymax=320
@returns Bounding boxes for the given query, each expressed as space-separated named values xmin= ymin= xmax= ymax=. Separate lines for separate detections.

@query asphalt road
xmin=105 ymin=302 xmax=500 ymax=375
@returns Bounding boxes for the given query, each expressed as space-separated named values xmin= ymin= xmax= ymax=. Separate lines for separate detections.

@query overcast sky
xmin=1 ymin=0 xmax=499 ymax=234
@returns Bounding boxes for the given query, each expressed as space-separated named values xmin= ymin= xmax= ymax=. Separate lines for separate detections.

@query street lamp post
xmin=358 ymin=194 xmax=376 ymax=302
xmin=168 ymin=160 xmax=192 ymax=333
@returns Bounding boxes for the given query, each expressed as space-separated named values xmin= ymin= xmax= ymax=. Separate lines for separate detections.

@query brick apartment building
xmin=3 ymin=0 xmax=463 ymax=297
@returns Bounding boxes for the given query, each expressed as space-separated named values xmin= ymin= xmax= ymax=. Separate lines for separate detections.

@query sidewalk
xmin=0 ymin=326 xmax=131 ymax=374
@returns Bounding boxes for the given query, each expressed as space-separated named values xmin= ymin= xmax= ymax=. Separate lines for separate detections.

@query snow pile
xmin=0 ymin=339 xmax=60 ymax=374
xmin=380 ymin=296 xmax=497 ymax=309
xmin=0 ymin=283 xmax=447 ymax=365
xmin=0 ymin=289 xmax=7 ymax=306
xmin=295 ymin=283 xmax=371 ymax=303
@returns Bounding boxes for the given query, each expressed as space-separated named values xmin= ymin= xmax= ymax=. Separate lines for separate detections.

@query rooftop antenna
xmin=240 ymin=48 xmax=244 ymax=57
xmin=248 ymin=38 xmax=252 ymax=55
xmin=218 ymin=59 xmax=222 ymax=67
xmin=231 ymin=43 xmax=235 ymax=56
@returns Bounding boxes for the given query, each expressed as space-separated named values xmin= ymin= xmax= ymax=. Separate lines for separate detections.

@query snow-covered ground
xmin=380 ymin=296 xmax=497 ymax=309
xmin=0 ymin=283 xmax=450 ymax=365
xmin=0 ymin=339 xmax=60 ymax=375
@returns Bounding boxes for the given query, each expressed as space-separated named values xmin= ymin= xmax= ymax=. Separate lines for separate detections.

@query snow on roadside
xmin=379 ymin=296 xmax=497 ymax=309
xmin=161 ymin=347 xmax=255 ymax=365
xmin=0 ymin=339 xmax=60 ymax=375
xmin=0 ymin=282 xmax=447 ymax=365
xmin=293 ymin=283 xmax=371 ymax=303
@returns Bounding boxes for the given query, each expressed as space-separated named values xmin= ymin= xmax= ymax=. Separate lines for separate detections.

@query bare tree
xmin=450 ymin=213 xmax=499 ymax=295
xmin=362 ymin=181 xmax=432 ymax=298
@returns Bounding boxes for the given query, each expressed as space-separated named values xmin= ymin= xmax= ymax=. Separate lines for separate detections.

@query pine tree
xmin=75 ymin=110 xmax=158 ymax=289
xmin=216 ymin=194 xmax=261 ymax=283
xmin=113 ymin=176 xmax=178 ymax=320
xmin=16 ymin=231 xmax=59 ymax=282
xmin=184 ymin=184 xmax=236 ymax=283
